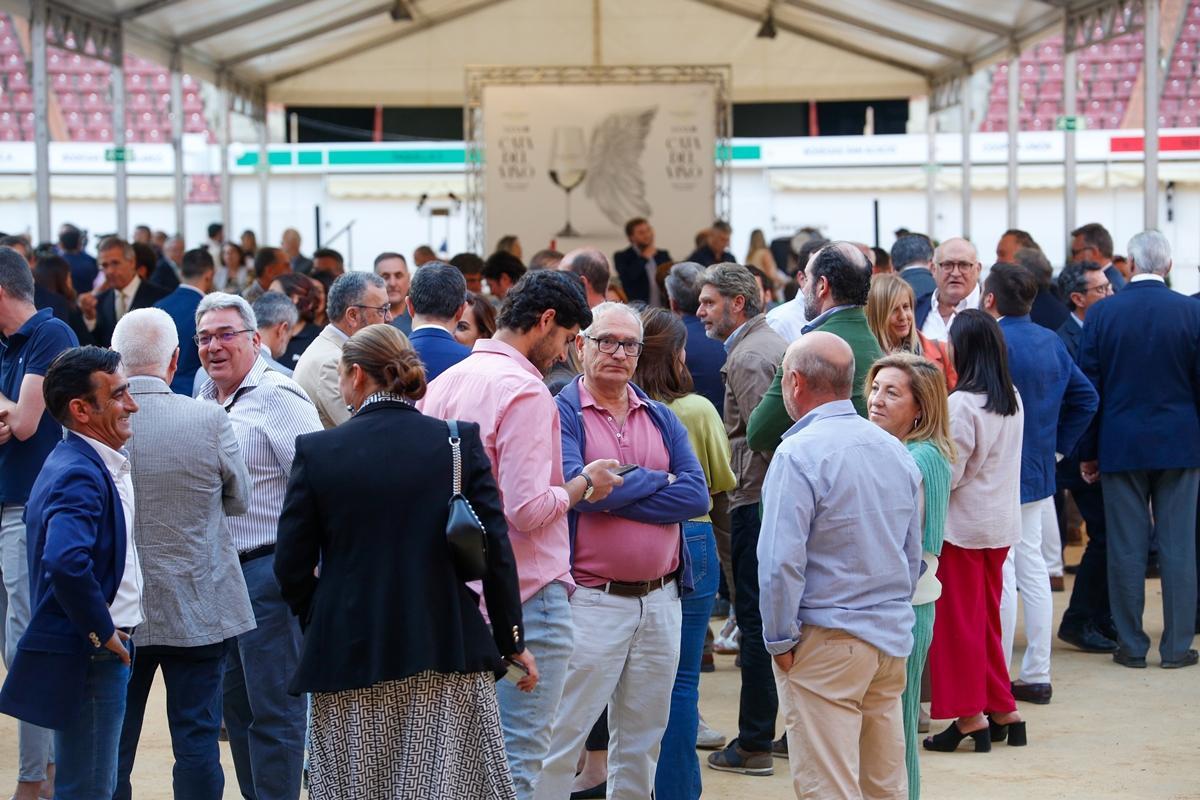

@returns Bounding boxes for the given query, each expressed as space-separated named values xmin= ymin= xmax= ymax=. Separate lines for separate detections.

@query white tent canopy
xmin=16 ymin=0 xmax=1069 ymax=105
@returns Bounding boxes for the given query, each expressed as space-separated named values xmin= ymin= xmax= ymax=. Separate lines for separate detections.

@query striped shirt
xmin=199 ymin=355 xmax=323 ymax=552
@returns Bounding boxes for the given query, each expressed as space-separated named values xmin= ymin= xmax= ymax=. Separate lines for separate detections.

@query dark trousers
xmin=1060 ymin=482 xmax=1113 ymax=632
xmin=731 ymin=503 xmax=777 ymax=752
xmin=1103 ymin=468 xmax=1200 ymax=662
xmin=115 ymin=643 xmax=226 ymax=800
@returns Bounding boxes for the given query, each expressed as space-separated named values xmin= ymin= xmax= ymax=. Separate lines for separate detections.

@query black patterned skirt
xmin=308 ymin=670 xmax=516 ymax=800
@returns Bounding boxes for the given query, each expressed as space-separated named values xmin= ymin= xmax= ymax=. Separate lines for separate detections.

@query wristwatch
xmin=581 ymin=471 xmax=595 ymax=501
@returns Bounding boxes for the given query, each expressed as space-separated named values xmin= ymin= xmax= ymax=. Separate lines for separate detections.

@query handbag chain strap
xmin=448 ymin=419 xmax=463 ymax=495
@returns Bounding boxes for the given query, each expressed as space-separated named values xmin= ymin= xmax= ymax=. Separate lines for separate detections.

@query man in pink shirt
xmin=533 ymin=303 xmax=710 ymax=800
xmin=421 ymin=271 xmax=622 ymax=800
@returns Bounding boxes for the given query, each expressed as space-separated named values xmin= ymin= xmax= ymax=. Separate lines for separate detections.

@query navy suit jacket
xmin=155 ymin=286 xmax=204 ymax=395
xmin=1078 ymin=280 xmax=1200 ymax=472
xmin=1030 ymin=287 xmax=1071 ymax=331
xmin=409 ymin=326 xmax=471 ymax=383
xmin=92 ymin=279 xmax=170 ymax=348
xmin=1055 ymin=315 xmax=1083 ymax=361
xmin=1000 ymin=315 xmax=1098 ymax=503
xmin=914 ymin=291 xmax=934 ymax=330
xmin=899 ymin=266 xmax=936 ymax=299
xmin=613 ymin=247 xmax=671 ymax=304
xmin=0 ymin=433 xmax=128 ymax=730
xmin=681 ymin=313 xmax=726 ymax=418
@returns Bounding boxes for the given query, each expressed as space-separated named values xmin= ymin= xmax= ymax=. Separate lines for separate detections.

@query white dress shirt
xmin=921 ymin=282 xmax=981 ymax=342
xmin=79 ymin=433 xmax=144 ymax=629
xmin=1129 ymin=273 xmax=1166 ymax=284
xmin=765 ymin=296 xmax=809 ymax=344
xmin=84 ymin=275 xmax=142 ymax=332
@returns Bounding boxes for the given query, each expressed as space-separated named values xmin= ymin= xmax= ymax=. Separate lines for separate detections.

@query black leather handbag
xmin=445 ymin=420 xmax=488 ymax=580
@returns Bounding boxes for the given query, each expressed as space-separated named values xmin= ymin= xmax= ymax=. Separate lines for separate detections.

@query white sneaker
xmin=696 ymin=715 xmax=727 ymax=750
xmin=713 ymin=615 xmax=740 ymax=654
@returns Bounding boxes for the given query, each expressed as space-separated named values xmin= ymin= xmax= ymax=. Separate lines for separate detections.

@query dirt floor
xmin=1 ymin=543 xmax=1198 ymax=798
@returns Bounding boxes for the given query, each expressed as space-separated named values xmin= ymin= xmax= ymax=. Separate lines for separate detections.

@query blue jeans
xmin=223 ymin=554 xmax=306 ymax=800
xmin=114 ymin=643 xmax=226 ymax=800
xmin=497 ymin=581 xmax=574 ymax=800
xmin=656 ymin=522 xmax=718 ymax=800
xmin=54 ymin=645 xmax=132 ymax=800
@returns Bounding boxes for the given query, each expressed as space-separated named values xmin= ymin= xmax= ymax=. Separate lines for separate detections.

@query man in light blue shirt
xmin=757 ymin=331 xmax=921 ymax=800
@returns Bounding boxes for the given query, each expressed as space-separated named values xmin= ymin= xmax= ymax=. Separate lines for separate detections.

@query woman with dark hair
xmin=273 ymin=273 xmax=322 ymax=366
xmin=218 ymin=242 xmax=250 ymax=295
xmin=454 ymin=292 xmax=498 ymax=348
xmin=865 ymin=353 xmax=953 ymax=797
xmin=925 ymin=309 xmax=1026 ymax=754
xmin=633 ymin=307 xmax=736 ymax=800
xmin=276 ymin=324 xmax=534 ymax=799
xmin=34 ymin=254 xmax=92 ymax=344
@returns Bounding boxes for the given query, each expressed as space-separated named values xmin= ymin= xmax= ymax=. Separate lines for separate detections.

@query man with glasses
xmin=294 ymin=271 xmax=390 ymax=429
xmin=1054 ymin=260 xmax=1120 ymax=654
xmin=1070 ymin=223 xmax=1127 ymax=292
xmin=915 ymin=237 xmax=982 ymax=342
xmin=535 ymin=303 xmax=709 ymax=800
xmin=195 ymin=293 xmax=322 ymax=800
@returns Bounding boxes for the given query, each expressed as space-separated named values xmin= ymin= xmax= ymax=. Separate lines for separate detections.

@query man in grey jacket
xmin=110 ymin=308 xmax=253 ymax=800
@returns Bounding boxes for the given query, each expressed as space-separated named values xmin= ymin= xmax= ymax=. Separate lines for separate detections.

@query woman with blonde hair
xmin=745 ymin=229 xmax=785 ymax=301
xmin=865 ymin=352 xmax=954 ymax=798
xmin=275 ymin=323 xmax=535 ymax=799
xmin=866 ymin=273 xmax=956 ymax=389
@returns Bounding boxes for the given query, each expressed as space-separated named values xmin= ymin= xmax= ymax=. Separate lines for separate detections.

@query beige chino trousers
xmin=772 ymin=625 xmax=908 ymax=800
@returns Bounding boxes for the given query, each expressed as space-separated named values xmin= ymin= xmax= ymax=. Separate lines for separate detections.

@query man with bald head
xmin=560 ymin=248 xmax=610 ymax=309
xmin=758 ymin=331 xmax=921 ymax=800
xmin=915 ymin=237 xmax=982 ymax=341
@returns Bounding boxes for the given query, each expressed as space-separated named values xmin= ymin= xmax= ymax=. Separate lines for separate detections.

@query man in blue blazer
xmin=1079 ymin=230 xmax=1200 ymax=670
xmin=613 ymin=217 xmax=672 ymax=305
xmin=405 ymin=261 xmax=471 ymax=382
xmin=0 ymin=346 xmax=143 ymax=798
xmin=154 ymin=247 xmax=215 ymax=395
xmin=983 ymin=264 xmax=1098 ymax=703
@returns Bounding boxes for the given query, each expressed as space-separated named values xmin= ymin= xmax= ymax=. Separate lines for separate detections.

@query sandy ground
xmin=1 ymin=543 xmax=1198 ymax=799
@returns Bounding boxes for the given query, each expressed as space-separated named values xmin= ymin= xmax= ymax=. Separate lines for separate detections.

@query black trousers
xmin=731 ymin=503 xmax=777 ymax=752
xmin=1060 ymin=481 xmax=1113 ymax=631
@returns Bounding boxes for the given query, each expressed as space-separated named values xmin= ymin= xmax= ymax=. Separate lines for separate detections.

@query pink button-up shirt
xmin=420 ymin=338 xmax=572 ymax=603
xmin=573 ymin=382 xmax=679 ymax=587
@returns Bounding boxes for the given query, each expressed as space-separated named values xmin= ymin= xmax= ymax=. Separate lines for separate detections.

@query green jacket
xmin=746 ymin=306 xmax=883 ymax=452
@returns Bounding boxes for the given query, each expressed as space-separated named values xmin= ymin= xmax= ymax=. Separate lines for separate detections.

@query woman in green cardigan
xmin=865 ymin=352 xmax=955 ymax=800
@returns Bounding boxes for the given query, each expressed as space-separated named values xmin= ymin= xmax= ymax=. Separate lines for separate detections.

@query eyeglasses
xmin=351 ymin=304 xmax=392 ymax=320
xmin=1085 ymin=281 xmax=1112 ymax=295
xmin=936 ymin=260 xmax=976 ymax=274
xmin=586 ymin=335 xmax=644 ymax=357
xmin=195 ymin=329 xmax=254 ymax=347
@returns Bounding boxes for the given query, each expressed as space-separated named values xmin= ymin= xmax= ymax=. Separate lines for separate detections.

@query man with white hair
xmin=1078 ymin=230 xmax=1200 ymax=670
xmin=535 ymin=302 xmax=709 ymax=800
xmin=110 ymin=308 xmax=253 ymax=800
xmin=293 ymin=271 xmax=390 ymax=428
xmin=195 ymin=293 xmax=322 ymax=799
xmin=914 ymin=236 xmax=982 ymax=342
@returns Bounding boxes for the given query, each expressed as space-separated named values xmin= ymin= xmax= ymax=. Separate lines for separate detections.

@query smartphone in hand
xmin=503 ymin=657 xmax=530 ymax=684
xmin=613 ymin=464 xmax=638 ymax=476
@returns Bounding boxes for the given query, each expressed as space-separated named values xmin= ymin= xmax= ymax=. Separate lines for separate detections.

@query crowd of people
xmin=0 ymin=212 xmax=1196 ymax=800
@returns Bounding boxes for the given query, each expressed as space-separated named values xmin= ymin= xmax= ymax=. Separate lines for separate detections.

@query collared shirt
xmin=199 ymin=355 xmax=323 ymax=551
xmin=643 ymin=256 xmax=661 ymax=308
xmin=85 ymin=276 xmax=142 ymax=332
xmin=1071 ymin=311 xmax=1084 ymax=328
xmin=921 ymin=283 xmax=981 ymax=342
xmin=723 ymin=319 xmax=750 ymax=353
xmin=0 ymin=308 xmax=77 ymax=503
xmin=800 ymin=303 xmax=855 ymax=336
xmin=1130 ymin=273 xmax=1166 ymax=284
xmin=572 ymin=382 xmax=678 ymax=586
xmin=757 ymin=399 xmax=922 ymax=658
xmin=765 ymin=296 xmax=809 ymax=343
xmin=420 ymin=337 xmax=572 ymax=603
xmin=78 ymin=433 xmax=144 ymax=629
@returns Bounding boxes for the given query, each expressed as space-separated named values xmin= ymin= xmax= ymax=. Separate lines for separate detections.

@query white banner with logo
xmin=481 ymin=82 xmax=718 ymax=259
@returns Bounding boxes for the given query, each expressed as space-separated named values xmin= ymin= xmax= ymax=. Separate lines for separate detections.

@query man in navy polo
xmin=0 ymin=245 xmax=78 ymax=800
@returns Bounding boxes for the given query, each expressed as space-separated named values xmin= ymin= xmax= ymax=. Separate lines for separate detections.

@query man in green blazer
xmin=747 ymin=242 xmax=882 ymax=452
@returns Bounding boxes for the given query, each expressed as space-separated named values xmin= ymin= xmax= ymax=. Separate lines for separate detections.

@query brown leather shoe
xmin=1049 ymin=575 xmax=1065 ymax=592
xmin=1011 ymin=681 xmax=1052 ymax=704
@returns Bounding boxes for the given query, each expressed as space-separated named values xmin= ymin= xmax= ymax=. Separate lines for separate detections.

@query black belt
xmin=601 ymin=576 xmax=674 ymax=598
xmin=118 ymin=626 xmax=136 ymax=635
xmin=238 ymin=543 xmax=275 ymax=564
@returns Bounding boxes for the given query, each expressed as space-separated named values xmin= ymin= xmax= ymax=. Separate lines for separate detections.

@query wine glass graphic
xmin=548 ymin=126 xmax=587 ymax=238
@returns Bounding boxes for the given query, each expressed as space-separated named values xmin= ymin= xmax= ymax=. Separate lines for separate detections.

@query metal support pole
xmin=31 ymin=0 xmax=50 ymax=243
xmin=170 ymin=50 xmax=184 ymax=237
xmin=218 ymin=82 xmax=231 ymax=251
xmin=1064 ymin=48 xmax=1078 ymax=239
xmin=1144 ymin=0 xmax=1160 ymax=229
xmin=258 ymin=110 xmax=268 ymax=248
xmin=1006 ymin=55 xmax=1019 ymax=230
xmin=960 ymin=85 xmax=971 ymax=240
xmin=925 ymin=109 xmax=936 ymax=238
xmin=113 ymin=27 xmax=128 ymax=238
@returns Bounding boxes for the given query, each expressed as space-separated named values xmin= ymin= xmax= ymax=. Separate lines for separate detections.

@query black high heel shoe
xmin=987 ymin=716 xmax=1028 ymax=746
xmin=922 ymin=721 xmax=991 ymax=753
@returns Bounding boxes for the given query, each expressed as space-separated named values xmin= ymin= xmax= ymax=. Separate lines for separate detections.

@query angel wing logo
xmin=547 ymin=107 xmax=658 ymax=237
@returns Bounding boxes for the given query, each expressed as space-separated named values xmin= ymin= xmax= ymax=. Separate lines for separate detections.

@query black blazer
xmin=274 ymin=400 xmax=524 ymax=695
xmin=92 ymin=280 xmax=170 ymax=348
xmin=613 ymin=246 xmax=671 ymax=304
